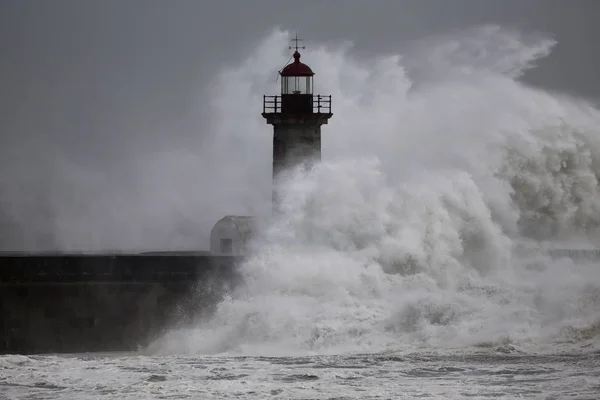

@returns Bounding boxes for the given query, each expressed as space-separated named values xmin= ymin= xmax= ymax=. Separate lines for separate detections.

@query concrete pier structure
xmin=0 ymin=254 xmax=241 ymax=354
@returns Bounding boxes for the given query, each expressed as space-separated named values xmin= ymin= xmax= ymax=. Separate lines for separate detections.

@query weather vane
xmin=289 ymin=32 xmax=305 ymax=52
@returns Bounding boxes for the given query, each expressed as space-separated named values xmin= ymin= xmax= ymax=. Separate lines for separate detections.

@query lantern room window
xmin=281 ymin=75 xmax=313 ymax=95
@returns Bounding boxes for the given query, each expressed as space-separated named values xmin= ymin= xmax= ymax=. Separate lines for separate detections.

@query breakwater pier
xmin=0 ymin=253 xmax=241 ymax=354
xmin=1 ymin=246 xmax=599 ymax=355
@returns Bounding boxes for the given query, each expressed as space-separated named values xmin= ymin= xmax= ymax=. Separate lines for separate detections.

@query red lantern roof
xmin=280 ymin=51 xmax=314 ymax=77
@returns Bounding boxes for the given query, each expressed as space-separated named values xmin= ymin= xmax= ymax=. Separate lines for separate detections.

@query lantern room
xmin=279 ymin=51 xmax=314 ymax=114
xmin=280 ymin=51 xmax=314 ymax=94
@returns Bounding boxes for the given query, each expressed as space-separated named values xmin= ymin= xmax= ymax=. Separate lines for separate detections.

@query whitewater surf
xmin=148 ymin=26 xmax=600 ymax=358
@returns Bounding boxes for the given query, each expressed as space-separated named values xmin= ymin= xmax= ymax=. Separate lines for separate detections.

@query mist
xmin=1 ymin=1 xmax=600 ymax=252
xmin=148 ymin=24 xmax=600 ymax=356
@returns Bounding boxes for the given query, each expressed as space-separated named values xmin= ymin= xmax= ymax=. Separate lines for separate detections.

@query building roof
xmin=280 ymin=51 xmax=314 ymax=77
xmin=213 ymin=215 xmax=257 ymax=237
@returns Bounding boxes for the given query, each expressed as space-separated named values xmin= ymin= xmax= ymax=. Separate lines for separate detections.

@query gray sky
xmin=1 ymin=0 xmax=599 ymax=251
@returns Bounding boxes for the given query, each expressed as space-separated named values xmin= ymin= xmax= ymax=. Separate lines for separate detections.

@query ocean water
xmin=1 ymin=349 xmax=599 ymax=399
xmin=3 ymin=26 xmax=600 ymax=398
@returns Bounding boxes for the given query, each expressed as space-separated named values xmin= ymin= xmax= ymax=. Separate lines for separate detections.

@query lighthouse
xmin=262 ymin=35 xmax=333 ymax=211
xmin=210 ymin=36 xmax=332 ymax=255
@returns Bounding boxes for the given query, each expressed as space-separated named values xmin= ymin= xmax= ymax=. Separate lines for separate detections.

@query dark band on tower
xmin=262 ymin=35 xmax=333 ymax=212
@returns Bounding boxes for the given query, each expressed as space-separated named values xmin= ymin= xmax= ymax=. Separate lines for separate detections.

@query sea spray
xmin=151 ymin=25 xmax=600 ymax=356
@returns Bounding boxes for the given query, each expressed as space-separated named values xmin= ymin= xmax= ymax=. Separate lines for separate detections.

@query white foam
xmin=152 ymin=26 xmax=600 ymax=356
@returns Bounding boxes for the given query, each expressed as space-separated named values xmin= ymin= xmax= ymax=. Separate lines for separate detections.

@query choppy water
xmin=2 ymin=347 xmax=599 ymax=399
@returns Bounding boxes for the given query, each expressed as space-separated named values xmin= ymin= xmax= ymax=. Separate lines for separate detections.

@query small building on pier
xmin=210 ymin=216 xmax=258 ymax=256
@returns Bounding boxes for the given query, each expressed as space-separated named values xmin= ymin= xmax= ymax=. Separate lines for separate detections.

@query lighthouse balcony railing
xmin=262 ymin=95 xmax=332 ymax=115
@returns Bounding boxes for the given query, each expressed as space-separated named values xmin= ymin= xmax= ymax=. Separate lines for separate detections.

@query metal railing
xmin=263 ymin=95 xmax=332 ymax=114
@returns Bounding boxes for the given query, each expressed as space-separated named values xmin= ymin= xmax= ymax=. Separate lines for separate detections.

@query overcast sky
xmin=1 ymin=0 xmax=599 ymax=251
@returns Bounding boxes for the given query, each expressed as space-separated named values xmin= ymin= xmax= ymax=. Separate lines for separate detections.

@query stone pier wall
xmin=0 ymin=254 xmax=241 ymax=354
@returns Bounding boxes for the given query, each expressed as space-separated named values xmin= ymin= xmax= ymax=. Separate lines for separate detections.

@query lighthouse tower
xmin=262 ymin=36 xmax=333 ymax=211
xmin=210 ymin=36 xmax=332 ymax=255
